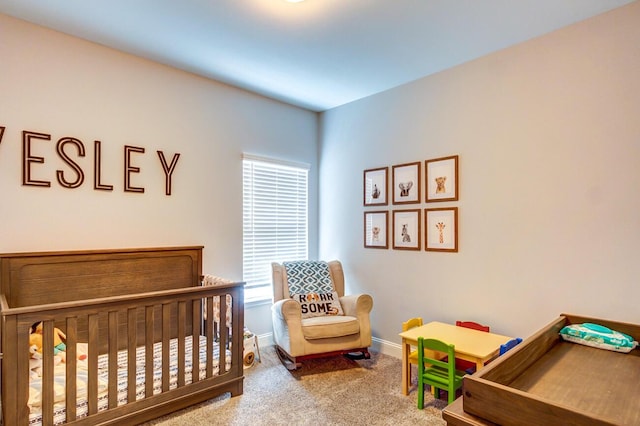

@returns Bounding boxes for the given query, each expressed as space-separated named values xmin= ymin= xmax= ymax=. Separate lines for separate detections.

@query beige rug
xmin=144 ymin=346 xmax=448 ymax=425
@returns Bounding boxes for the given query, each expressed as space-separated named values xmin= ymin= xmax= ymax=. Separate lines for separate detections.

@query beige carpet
xmin=143 ymin=346 xmax=448 ymax=425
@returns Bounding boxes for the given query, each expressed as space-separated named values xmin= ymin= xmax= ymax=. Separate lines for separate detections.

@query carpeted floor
xmin=143 ymin=346 xmax=448 ymax=425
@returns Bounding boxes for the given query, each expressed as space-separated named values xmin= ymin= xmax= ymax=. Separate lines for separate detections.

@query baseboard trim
xmin=255 ymin=333 xmax=401 ymax=359
xmin=257 ymin=332 xmax=274 ymax=349
xmin=371 ymin=336 xmax=402 ymax=359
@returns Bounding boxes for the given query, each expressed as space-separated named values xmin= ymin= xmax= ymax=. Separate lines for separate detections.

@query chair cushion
xmin=291 ymin=291 xmax=344 ymax=318
xmin=283 ymin=261 xmax=334 ymax=295
xmin=301 ymin=315 xmax=360 ymax=340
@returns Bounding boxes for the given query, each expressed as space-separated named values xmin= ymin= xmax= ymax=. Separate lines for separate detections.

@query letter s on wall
xmin=56 ymin=137 xmax=86 ymax=188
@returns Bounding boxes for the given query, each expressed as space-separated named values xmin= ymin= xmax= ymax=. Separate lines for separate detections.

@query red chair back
xmin=454 ymin=321 xmax=491 ymax=374
xmin=456 ymin=320 xmax=490 ymax=332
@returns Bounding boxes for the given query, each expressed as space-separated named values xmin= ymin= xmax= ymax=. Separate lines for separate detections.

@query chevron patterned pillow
xmin=283 ymin=261 xmax=334 ymax=295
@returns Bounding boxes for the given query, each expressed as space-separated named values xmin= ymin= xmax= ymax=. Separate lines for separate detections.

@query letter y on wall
xmin=157 ymin=151 xmax=180 ymax=196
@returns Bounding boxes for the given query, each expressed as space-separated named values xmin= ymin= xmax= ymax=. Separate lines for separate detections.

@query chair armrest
xmin=272 ymin=298 xmax=302 ymax=322
xmin=340 ymin=294 xmax=373 ymax=346
xmin=340 ymin=294 xmax=373 ymax=317
xmin=271 ymin=298 xmax=306 ymax=356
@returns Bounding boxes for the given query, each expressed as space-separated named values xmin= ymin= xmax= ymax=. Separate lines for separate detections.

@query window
xmin=242 ymin=155 xmax=309 ymax=302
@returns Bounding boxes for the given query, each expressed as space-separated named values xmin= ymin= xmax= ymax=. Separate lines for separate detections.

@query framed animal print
xmin=392 ymin=209 xmax=421 ymax=251
xmin=363 ymin=167 xmax=388 ymax=206
xmin=425 ymin=155 xmax=458 ymax=202
xmin=425 ymin=207 xmax=458 ymax=252
xmin=364 ymin=211 xmax=388 ymax=249
xmin=392 ymin=162 xmax=421 ymax=205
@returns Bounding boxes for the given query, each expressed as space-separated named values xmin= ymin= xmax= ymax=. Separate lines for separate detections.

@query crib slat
xmin=145 ymin=306 xmax=154 ymax=397
xmin=87 ymin=313 xmax=99 ymax=415
xmin=178 ymin=300 xmax=186 ymax=387
xmin=4 ymin=315 xmax=23 ymax=425
xmin=162 ymin=303 xmax=171 ymax=392
xmin=191 ymin=298 xmax=200 ymax=383
xmin=219 ymin=294 xmax=228 ymax=374
xmin=65 ymin=316 xmax=78 ymax=421
xmin=231 ymin=286 xmax=245 ymax=385
xmin=206 ymin=296 xmax=214 ymax=378
xmin=108 ymin=310 xmax=119 ymax=408
xmin=127 ymin=307 xmax=138 ymax=404
xmin=41 ymin=320 xmax=55 ymax=425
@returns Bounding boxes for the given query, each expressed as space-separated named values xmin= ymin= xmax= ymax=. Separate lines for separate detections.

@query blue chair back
xmin=499 ymin=337 xmax=523 ymax=355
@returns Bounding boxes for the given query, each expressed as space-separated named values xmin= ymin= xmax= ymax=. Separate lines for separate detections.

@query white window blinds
xmin=242 ymin=155 xmax=309 ymax=302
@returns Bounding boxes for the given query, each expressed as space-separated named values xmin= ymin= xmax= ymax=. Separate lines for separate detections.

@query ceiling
xmin=0 ymin=0 xmax=634 ymax=111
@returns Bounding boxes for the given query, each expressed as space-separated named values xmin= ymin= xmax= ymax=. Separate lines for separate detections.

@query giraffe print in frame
xmin=435 ymin=222 xmax=446 ymax=244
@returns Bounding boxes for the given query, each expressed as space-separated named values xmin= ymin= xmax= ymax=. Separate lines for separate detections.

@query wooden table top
xmin=399 ymin=321 xmax=513 ymax=360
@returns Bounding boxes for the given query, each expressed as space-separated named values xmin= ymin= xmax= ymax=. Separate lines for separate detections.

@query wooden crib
xmin=0 ymin=246 xmax=244 ymax=425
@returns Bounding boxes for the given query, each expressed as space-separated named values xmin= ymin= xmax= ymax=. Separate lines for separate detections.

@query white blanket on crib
xmin=28 ymin=343 xmax=98 ymax=410
xmin=202 ymin=274 xmax=234 ymax=328
xmin=29 ymin=336 xmax=231 ymax=425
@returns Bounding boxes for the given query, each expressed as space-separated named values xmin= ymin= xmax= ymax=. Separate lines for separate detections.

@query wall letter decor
xmin=157 ymin=151 xmax=181 ymax=196
xmin=13 ymin=127 xmax=180 ymax=194
xmin=124 ymin=145 xmax=145 ymax=193
xmin=22 ymin=131 xmax=52 ymax=187
xmin=56 ymin=137 xmax=86 ymax=188
xmin=94 ymin=140 xmax=114 ymax=191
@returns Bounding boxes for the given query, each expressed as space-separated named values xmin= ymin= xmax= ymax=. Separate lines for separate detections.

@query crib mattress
xmin=29 ymin=335 xmax=232 ymax=425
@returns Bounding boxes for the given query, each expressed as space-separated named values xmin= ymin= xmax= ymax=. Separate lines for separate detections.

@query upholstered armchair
xmin=271 ymin=260 xmax=373 ymax=369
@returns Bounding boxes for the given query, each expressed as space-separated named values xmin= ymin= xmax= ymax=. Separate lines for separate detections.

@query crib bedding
xmin=29 ymin=335 xmax=232 ymax=425
xmin=202 ymin=274 xmax=234 ymax=328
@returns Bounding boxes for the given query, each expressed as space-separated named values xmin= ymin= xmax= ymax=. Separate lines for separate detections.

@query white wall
xmin=319 ymin=2 xmax=640 ymax=345
xmin=0 ymin=14 xmax=318 ymax=336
